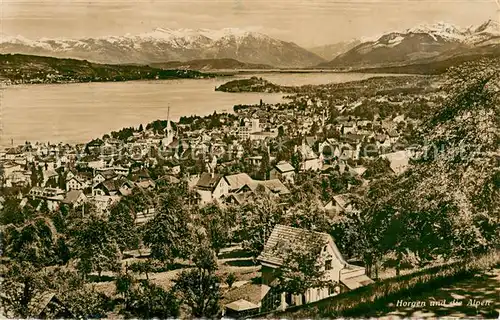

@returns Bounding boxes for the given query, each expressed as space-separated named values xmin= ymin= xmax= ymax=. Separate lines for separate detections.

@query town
xmin=0 ymin=60 xmax=499 ymax=319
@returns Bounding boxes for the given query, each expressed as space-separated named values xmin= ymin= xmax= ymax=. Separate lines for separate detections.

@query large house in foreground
xmin=258 ymin=225 xmax=373 ymax=311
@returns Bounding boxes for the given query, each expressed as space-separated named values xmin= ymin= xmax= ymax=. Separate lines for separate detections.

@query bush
xmin=127 ymin=280 xmax=179 ymax=318
xmin=226 ymin=272 xmax=237 ymax=288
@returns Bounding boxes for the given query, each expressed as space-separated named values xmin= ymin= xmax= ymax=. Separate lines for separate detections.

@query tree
xmin=174 ymin=246 xmax=221 ymax=318
xmin=127 ymin=280 xmax=180 ymax=318
xmin=115 ymin=272 xmax=134 ymax=304
xmin=2 ymin=216 xmax=63 ymax=267
xmin=278 ymin=126 xmax=285 ymax=137
xmin=138 ymin=124 xmax=143 ymax=132
xmin=239 ymin=192 xmax=284 ymax=258
xmin=177 ymin=139 xmax=185 ymax=158
xmin=197 ymin=204 xmax=234 ymax=255
xmin=43 ymin=267 xmax=110 ymax=318
xmin=108 ymin=200 xmax=139 ymax=254
xmin=310 ymin=121 xmax=319 ymax=136
xmin=225 ymin=273 xmax=237 ymax=288
xmin=128 ymin=260 xmax=154 ymax=280
xmin=291 ymin=150 xmax=303 ymax=173
xmin=142 ymin=192 xmax=192 ymax=263
xmin=259 ymin=148 xmax=271 ymax=180
xmin=69 ymin=213 xmax=121 ymax=279
xmin=284 ymin=199 xmax=332 ymax=232
xmin=273 ymin=231 xmax=332 ymax=300
xmin=362 ymin=158 xmax=392 ymax=180
xmin=0 ymin=197 xmax=34 ymax=226
xmin=0 ymin=261 xmax=48 ymax=318
xmin=0 ymin=161 xmax=5 ymax=189
xmin=355 ymin=59 xmax=500 ymax=271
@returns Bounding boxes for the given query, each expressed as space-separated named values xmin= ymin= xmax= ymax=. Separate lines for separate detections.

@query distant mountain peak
xmin=142 ymin=27 xmax=265 ymax=41
xmin=474 ymin=19 xmax=500 ymax=34
xmin=408 ymin=21 xmax=464 ymax=33
xmin=319 ymin=19 xmax=500 ymax=70
xmin=0 ymin=27 xmax=324 ymax=67
xmin=404 ymin=21 xmax=469 ymax=42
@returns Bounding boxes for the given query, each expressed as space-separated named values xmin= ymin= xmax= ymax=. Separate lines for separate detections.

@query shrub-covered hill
xmin=0 ymin=53 xmax=215 ymax=84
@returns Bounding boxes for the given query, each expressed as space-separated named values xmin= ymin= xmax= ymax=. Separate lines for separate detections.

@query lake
xmin=0 ymin=72 xmax=400 ymax=146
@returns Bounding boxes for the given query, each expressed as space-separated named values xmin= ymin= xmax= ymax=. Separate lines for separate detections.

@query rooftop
xmin=196 ymin=172 xmax=223 ymax=190
xmin=257 ymin=224 xmax=346 ymax=267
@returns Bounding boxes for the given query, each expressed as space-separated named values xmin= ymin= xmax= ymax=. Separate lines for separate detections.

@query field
xmin=90 ymin=245 xmax=260 ymax=298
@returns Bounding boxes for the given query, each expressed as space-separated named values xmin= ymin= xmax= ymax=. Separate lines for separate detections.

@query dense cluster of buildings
xmin=0 ymin=86 xmax=433 ymax=315
xmin=0 ymin=91 xmax=417 ymax=208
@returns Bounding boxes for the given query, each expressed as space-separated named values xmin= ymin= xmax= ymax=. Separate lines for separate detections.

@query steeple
xmin=162 ymin=104 xmax=175 ymax=147
xmin=166 ymin=104 xmax=172 ymax=134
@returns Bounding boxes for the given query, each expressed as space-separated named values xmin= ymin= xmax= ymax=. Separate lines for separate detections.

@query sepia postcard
xmin=0 ymin=0 xmax=499 ymax=319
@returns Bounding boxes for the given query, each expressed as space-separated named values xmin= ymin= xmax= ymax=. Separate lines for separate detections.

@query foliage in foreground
xmin=278 ymin=251 xmax=500 ymax=318
xmin=334 ymin=59 xmax=500 ymax=276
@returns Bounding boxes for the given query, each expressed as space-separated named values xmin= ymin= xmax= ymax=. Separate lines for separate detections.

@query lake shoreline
xmin=1 ymin=69 xmax=419 ymax=88
xmin=1 ymin=72 xmax=406 ymax=146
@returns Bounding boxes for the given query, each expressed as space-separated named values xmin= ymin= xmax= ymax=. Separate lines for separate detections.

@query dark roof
xmin=28 ymin=292 xmax=73 ymax=318
xmin=342 ymin=134 xmax=366 ymax=142
xmin=100 ymin=170 xmax=117 ymax=180
xmin=252 ymin=179 xmax=290 ymax=195
xmin=62 ymin=190 xmax=85 ymax=204
xmin=196 ymin=172 xmax=223 ymax=190
xmin=102 ymin=179 xmax=118 ymax=193
xmin=223 ymin=283 xmax=271 ymax=306
xmin=6 ymin=147 xmax=21 ymax=155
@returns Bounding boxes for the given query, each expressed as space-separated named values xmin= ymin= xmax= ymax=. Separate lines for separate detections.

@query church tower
xmin=162 ymin=105 xmax=175 ymax=147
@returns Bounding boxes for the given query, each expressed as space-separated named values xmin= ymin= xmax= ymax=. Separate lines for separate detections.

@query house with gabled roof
xmin=258 ymin=225 xmax=373 ymax=311
xmin=195 ymin=172 xmax=229 ymax=204
xmin=322 ymin=194 xmax=356 ymax=214
xmin=62 ymin=190 xmax=87 ymax=207
xmin=270 ymin=161 xmax=295 ymax=184
xmin=5 ymin=147 xmax=21 ymax=160
xmin=225 ymin=173 xmax=254 ymax=192
xmin=295 ymin=142 xmax=322 ymax=172
xmin=66 ymin=172 xmax=92 ymax=191
xmin=381 ymin=150 xmax=410 ymax=175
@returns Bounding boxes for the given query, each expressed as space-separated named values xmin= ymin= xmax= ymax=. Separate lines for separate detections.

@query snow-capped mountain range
xmin=319 ymin=20 xmax=500 ymax=68
xmin=0 ymin=27 xmax=325 ymax=68
xmin=1 ymin=21 xmax=499 ymax=69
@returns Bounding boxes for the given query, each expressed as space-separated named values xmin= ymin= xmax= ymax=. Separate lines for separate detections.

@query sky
xmin=0 ymin=0 xmax=497 ymax=47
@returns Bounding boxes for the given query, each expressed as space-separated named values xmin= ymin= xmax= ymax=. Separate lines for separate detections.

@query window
xmin=325 ymin=259 xmax=332 ymax=270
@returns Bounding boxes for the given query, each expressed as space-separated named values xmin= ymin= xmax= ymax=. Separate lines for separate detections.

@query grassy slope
xmin=263 ymin=252 xmax=499 ymax=319
xmin=354 ymin=52 xmax=500 ymax=75
xmin=343 ymin=45 xmax=500 ymax=75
